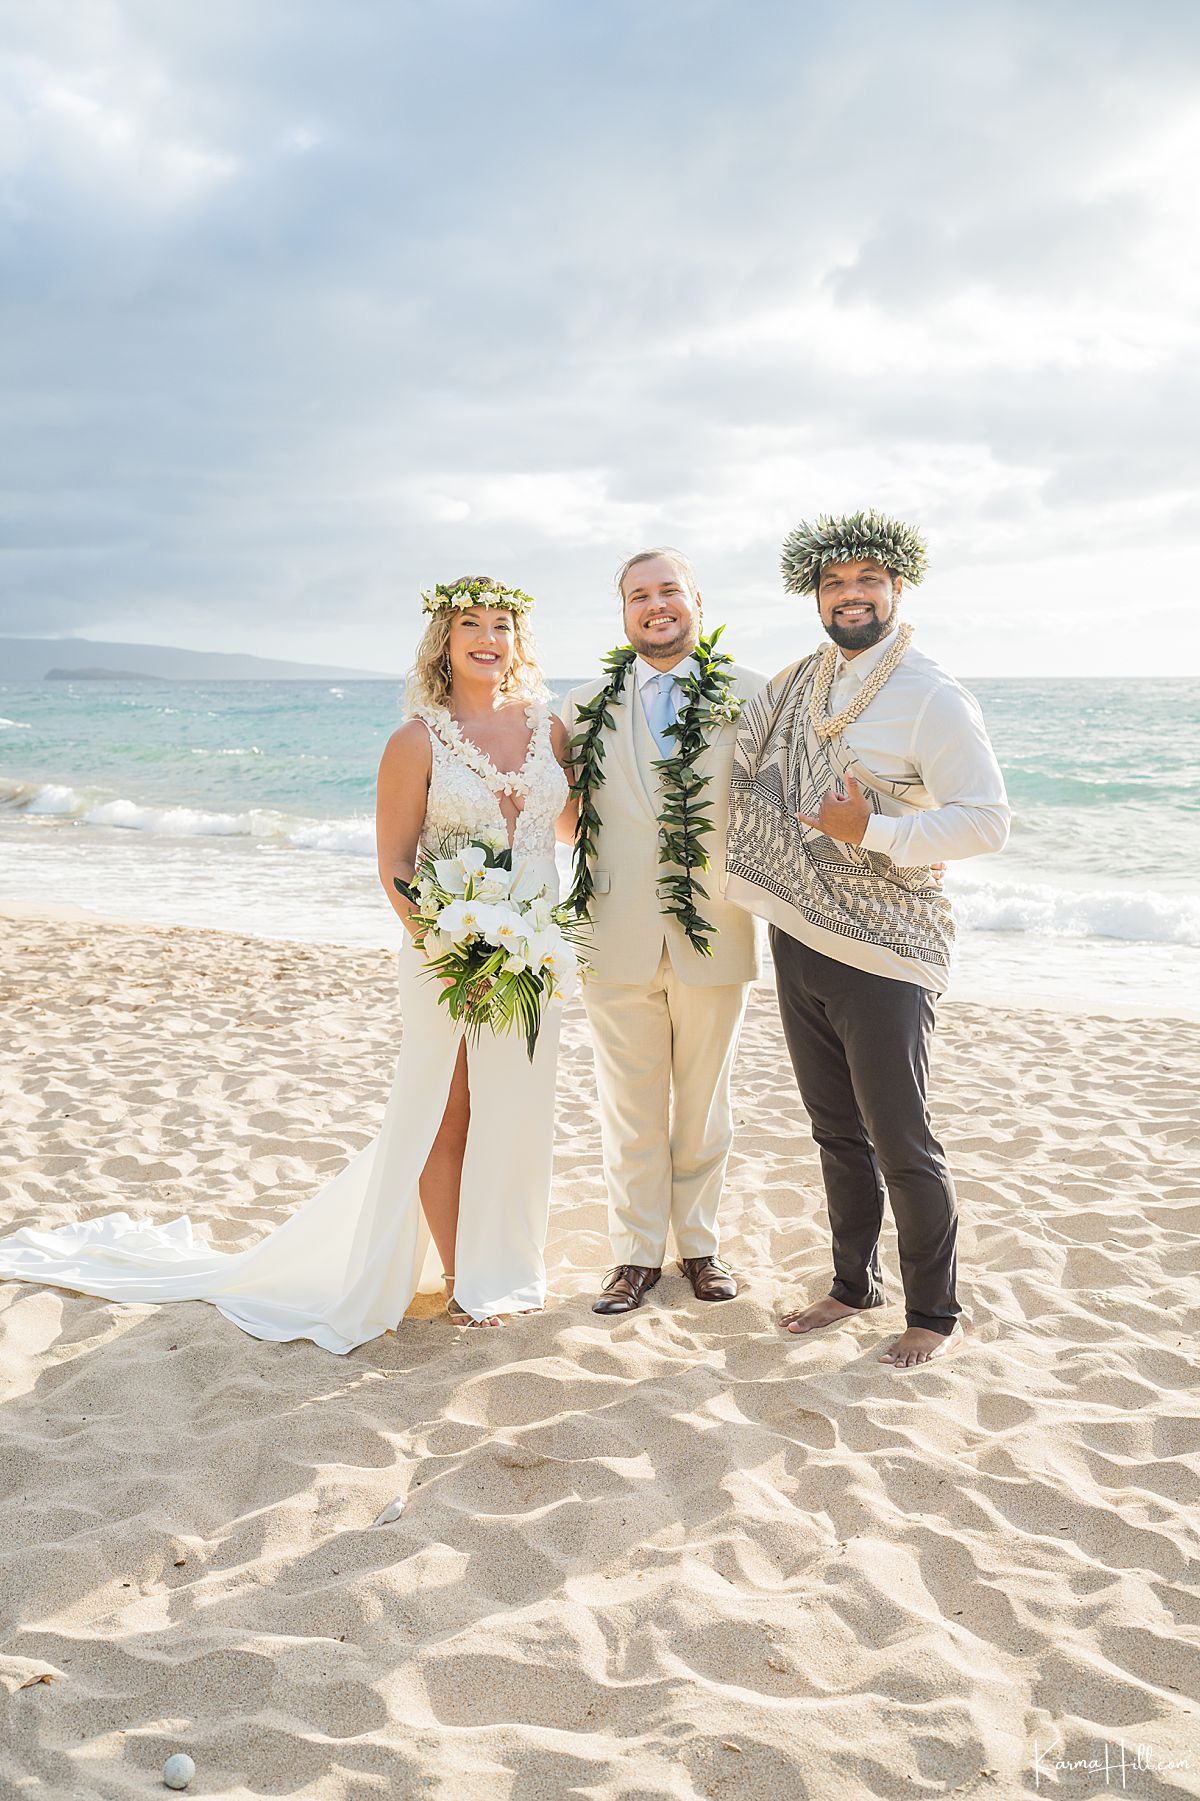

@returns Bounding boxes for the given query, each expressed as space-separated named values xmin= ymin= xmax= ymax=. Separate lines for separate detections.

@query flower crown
xmin=781 ymin=509 xmax=928 ymax=595
xmin=420 ymin=579 xmax=535 ymax=617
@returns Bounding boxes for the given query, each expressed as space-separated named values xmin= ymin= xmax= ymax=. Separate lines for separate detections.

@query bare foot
xmin=779 ymin=1296 xmax=862 ymax=1336
xmin=465 ymin=1314 xmax=503 ymax=1330
xmin=878 ymin=1324 xmax=963 ymax=1368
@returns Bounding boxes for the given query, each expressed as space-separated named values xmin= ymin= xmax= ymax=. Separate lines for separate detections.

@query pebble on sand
xmin=163 ymin=1752 xmax=196 ymax=1789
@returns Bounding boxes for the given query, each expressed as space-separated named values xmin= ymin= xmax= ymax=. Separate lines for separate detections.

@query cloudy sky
xmin=2 ymin=0 xmax=1197 ymax=678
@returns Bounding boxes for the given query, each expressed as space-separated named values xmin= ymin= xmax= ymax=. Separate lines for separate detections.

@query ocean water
xmin=1 ymin=676 xmax=1198 ymax=1015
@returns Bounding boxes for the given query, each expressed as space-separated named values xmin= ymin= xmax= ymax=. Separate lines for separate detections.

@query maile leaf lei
xmin=567 ymin=627 xmax=740 ymax=957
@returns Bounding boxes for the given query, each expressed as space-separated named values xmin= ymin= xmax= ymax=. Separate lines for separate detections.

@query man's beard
xmin=824 ymin=606 xmax=894 ymax=652
xmin=627 ymin=621 xmax=695 ymax=661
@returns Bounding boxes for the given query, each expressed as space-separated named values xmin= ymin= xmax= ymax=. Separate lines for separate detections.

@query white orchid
xmin=438 ymin=899 xmax=498 ymax=944
xmin=435 ymin=901 xmax=472 ymax=943
xmin=525 ymin=928 xmax=577 ymax=981
xmin=458 ymin=845 xmax=488 ymax=878
xmin=480 ymin=904 xmax=526 ymax=951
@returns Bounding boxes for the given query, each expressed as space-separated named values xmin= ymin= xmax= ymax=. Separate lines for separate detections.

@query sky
xmin=1 ymin=0 xmax=1198 ymax=679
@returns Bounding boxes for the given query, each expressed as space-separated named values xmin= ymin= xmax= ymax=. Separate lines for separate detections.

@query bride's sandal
xmin=446 ymin=1292 xmax=503 ymax=1329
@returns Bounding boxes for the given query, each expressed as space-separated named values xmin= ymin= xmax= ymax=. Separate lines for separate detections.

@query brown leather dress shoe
xmin=592 ymin=1264 xmax=662 ymax=1314
xmin=678 ymin=1256 xmax=738 ymax=1301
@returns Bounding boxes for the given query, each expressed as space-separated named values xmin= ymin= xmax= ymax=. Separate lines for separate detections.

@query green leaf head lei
xmin=780 ymin=509 xmax=927 ymax=596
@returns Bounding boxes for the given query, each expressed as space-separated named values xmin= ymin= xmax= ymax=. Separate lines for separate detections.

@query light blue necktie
xmin=644 ymin=672 xmax=678 ymax=757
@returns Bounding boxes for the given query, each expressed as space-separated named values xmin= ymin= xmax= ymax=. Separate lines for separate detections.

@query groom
xmin=726 ymin=510 xmax=1010 ymax=1367
xmin=563 ymin=550 xmax=765 ymax=1314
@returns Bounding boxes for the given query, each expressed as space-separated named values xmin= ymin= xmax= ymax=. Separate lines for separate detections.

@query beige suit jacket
xmin=563 ymin=660 xmax=766 ymax=988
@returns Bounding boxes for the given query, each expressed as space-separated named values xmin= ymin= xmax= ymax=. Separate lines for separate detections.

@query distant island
xmin=1 ymin=636 xmax=401 ymax=682
xmin=45 ymin=666 xmax=168 ymax=683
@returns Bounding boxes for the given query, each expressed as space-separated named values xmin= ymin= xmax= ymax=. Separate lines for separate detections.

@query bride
xmin=0 ymin=577 xmax=576 ymax=1349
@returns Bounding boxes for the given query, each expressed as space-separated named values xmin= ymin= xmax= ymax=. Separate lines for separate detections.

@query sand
xmin=1 ymin=909 xmax=1198 ymax=1801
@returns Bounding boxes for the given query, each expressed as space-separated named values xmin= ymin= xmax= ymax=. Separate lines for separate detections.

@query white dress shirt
xmin=826 ymin=627 xmax=1010 ymax=865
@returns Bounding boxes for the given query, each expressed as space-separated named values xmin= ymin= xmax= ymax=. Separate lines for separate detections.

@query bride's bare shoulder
xmin=379 ymin=717 xmax=434 ymax=772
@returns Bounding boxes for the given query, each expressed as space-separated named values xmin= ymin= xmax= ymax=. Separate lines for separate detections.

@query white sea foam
xmin=85 ymin=797 xmax=266 ymax=838
xmin=4 ymin=771 xmax=1197 ymax=950
xmin=0 ymin=775 xmax=374 ymax=858
xmin=947 ymin=872 xmax=1200 ymax=948
xmin=25 ymin=783 xmax=81 ymax=816
xmin=289 ymin=818 xmax=376 ymax=856
xmin=0 ymin=717 xmax=31 ymax=729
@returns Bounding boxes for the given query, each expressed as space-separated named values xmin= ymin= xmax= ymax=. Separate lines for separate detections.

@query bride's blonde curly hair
xmin=406 ymin=576 xmax=549 ymax=713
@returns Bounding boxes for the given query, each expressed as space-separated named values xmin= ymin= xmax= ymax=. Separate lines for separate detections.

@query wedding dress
xmin=0 ymin=703 xmax=569 ymax=1350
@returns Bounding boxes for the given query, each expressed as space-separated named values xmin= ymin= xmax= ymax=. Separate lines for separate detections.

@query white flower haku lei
xmin=810 ymin=621 xmax=915 ymax=742
xmin=413 ymin=702 xmax=540 ymax=799
xmin=421 ymin=580 xmax=535 ymax=617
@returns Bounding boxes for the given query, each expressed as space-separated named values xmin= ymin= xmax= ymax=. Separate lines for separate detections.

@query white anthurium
xmin=526 ymin=896 xmax=555 ymax=932
xmin=432 ymin=856 xmax=467 ymax=895
xmin=509 ymin=860 xmax=549 ymax=904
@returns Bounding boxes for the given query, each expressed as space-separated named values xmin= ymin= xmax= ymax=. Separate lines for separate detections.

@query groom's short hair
xmin=617 ymin=546 xmax=699 ymax=603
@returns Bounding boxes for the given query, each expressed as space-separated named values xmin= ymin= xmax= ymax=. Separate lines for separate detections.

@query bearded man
xmin=726 ymin=511 xmax=1009 ymax=1368
xmin=563 ymin=549 xmax=766 ymax=1315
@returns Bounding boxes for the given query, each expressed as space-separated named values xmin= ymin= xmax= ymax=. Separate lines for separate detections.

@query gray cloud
xmin=0 ymin=0 xmax=1197 ymax=676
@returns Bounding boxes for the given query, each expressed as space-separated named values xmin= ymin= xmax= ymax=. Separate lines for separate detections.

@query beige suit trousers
xmin=583 ymin=950 xmax=749 ymax=1267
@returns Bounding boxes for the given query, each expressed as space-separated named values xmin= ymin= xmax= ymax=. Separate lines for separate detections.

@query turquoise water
xmin=2 ymin=675 xmax=1198 ymax=1011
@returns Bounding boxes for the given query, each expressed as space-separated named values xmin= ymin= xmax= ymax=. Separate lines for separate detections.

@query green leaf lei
xmin=567 ymin=626 xmax=741 ymax=957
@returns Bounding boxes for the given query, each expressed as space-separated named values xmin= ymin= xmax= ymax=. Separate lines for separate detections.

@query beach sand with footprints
xmin=1 ymin=909 xmax=1197 ymax=1798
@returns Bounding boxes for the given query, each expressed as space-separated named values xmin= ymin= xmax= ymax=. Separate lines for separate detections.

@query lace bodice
xmin=415 ymin=702 xmax=568 ymax=866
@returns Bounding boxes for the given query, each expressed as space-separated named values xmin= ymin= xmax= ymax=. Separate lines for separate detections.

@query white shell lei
xmin=809 ymin=621 xmax=915 ymax=741
xmin=414 ymin=702 xmax=541 ymax=798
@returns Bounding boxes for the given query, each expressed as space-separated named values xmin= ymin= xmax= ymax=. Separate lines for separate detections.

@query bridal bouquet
xmin=400 ymin=839 xmax=587 ymax=1060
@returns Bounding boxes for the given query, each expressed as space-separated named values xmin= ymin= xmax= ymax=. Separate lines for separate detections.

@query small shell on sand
xmin=370 ymin=1497 xmax=405 ymax=1526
